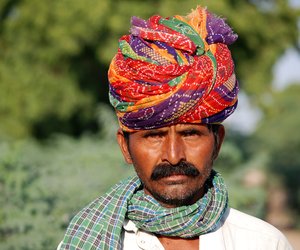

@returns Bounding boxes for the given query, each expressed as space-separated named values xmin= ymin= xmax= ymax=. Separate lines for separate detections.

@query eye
xmin=180 ymin=129 xmax=202 ymax=137
xmin=143 ymin=131 xmax=166 ymax=139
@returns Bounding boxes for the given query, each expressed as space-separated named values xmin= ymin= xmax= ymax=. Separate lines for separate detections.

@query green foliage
xmin=0 ymin=137 xmax=134 ymax=250
xmin=0 ymin=107 xmax=134 ymax=250
xmin=251 ymin=84 xmax=300 ymax=219
xmin=0 ymin=0 xmax=111 ymax=138
xmin=0 ymin=0 xmax=298 ymax=139
xmin=214 ymin=134 xmax=267 ymax=218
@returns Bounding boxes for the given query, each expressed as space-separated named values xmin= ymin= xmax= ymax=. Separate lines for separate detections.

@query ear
xmin=116 ymin=129 xmax=133 ymax=164
xmin=213 ymin=125 xmax=225 ymax=159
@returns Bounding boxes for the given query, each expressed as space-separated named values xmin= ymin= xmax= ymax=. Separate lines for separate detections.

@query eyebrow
xmin=144 ymin=129 xmax=168 ymax=135
xmin=142 ymin=129 xmax=168 ymax=136
xmin=178 ymin=127 xmax=205 ymax=135
xmin=177 ymin=125 xmax=207 ymax=131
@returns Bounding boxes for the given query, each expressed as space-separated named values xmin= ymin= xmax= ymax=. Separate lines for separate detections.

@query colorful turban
xmin=108 ymin=6 xmax=239 ymax=131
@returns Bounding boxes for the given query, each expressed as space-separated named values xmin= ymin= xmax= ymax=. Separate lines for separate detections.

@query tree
xmin=0 ymin=0 xmax=298 ymax=139
xmin=0 ymin=105 xmax=134 ymax=249
xmin=0 ymin=0 xmax=111 ymax=138
xmin=251 ymin=84 xmax=300 ymax=224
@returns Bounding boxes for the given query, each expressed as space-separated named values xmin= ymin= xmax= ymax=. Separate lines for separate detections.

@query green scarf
xmin=59 ymin=170 xmax=228 ymax=250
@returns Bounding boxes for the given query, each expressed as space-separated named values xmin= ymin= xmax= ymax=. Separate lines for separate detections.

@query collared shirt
xmin=121 ymin=208 xmax=293 ymax=250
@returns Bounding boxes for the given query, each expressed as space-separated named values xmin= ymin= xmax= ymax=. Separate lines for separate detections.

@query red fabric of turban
xmin=108 ymin=6 xmax=239 ymax=131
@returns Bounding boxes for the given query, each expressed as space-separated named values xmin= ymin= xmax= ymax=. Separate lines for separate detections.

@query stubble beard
xmin=141 ymin=161 xmax=213 ymax=207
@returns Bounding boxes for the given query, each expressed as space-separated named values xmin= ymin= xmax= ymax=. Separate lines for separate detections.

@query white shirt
xmin=121 ymin=208 xmax=293 ymax=250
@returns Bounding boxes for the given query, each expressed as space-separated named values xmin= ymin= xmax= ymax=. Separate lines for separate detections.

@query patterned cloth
xmin=108 ymin=6 xmax=239 ymax=131
xmin=59 ymin=171 xmax=228 ymax=249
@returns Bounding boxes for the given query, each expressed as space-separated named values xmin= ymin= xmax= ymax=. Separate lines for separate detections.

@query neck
xmin=157 ymin=235 xmax=199 ymax=250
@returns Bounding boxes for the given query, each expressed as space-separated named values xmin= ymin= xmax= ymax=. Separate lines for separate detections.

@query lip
xmin=159 ymin=174 xmax=190 ymax=184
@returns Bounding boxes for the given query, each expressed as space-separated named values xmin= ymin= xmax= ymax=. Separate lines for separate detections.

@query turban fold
xmin=108 ymin=6 xmax=239 ymax=131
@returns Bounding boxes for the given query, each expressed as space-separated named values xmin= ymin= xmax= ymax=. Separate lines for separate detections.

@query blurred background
xmin=0 ymin=0 xmax=300 ymax=249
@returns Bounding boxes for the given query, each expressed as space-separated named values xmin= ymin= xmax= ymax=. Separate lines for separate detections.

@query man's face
xmin=117 ymin=124 xmax=224 ymax=208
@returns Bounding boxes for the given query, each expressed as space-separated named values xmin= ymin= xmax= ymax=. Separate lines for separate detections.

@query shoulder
xmin=225 ymin=208 xmax=284 ymax=236
xmin=220 ymin=208 xmax=293 ymax=249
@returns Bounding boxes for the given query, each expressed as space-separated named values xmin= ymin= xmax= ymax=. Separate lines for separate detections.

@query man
xmin=58 ymin=6 xmax=293 ymax=250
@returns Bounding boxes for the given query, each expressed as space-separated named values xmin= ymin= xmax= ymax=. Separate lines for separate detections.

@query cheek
xmin=185 ymin=141 xmax=215 ymax=165
xmin=130 ymin=138 xmax=162 ymax=160
xmin=130 ymin=147 xmax=158 ymax=178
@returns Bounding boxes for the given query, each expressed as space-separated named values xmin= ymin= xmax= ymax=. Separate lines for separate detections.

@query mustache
xmin=151 ymin=161 xmax=200 ymax=181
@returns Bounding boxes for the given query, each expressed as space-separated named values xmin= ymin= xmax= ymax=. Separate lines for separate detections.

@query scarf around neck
xmin=59 ymin=170 xmax=228 ymax=250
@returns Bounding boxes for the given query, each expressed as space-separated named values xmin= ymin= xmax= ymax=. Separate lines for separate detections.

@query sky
xmin=290 ymin=0 xmax=300 ymax=8
xmin=273 ymin=48 xmax=300 ymax=90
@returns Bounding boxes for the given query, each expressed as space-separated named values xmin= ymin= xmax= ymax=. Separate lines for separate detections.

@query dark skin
xmin=117 ymin=124 xmax=225 ymax=249
xmin=157 ymin=235 xmax=200 ymax=250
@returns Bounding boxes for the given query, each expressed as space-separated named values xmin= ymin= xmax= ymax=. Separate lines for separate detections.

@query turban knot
xmin=108 ymin=6 xmax=239 ymax=131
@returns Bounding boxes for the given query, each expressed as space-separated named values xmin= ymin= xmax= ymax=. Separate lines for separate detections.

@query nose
xmin=161 ymin=132 xmax=186 ymax=165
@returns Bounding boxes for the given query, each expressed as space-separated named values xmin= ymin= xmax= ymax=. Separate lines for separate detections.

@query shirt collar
xmin=123 ymin=219 xmax=139 ymax=233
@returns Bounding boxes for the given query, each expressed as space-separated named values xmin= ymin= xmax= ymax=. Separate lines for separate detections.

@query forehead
xmin=131 ymin=123 xmax=210 ymax=134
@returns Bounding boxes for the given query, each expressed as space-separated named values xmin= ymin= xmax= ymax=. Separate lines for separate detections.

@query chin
xmin=150 ymin=185 xmax=203 ymax=207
